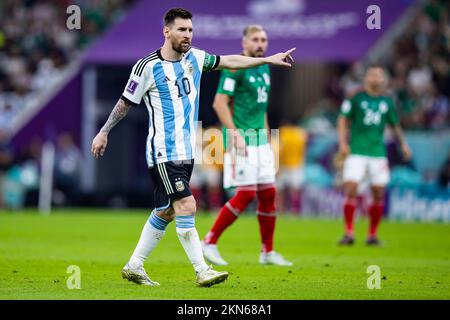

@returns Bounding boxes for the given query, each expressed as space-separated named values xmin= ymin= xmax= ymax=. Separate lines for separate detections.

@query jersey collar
xmin=157 ymin=48 xmax=191 ymax=62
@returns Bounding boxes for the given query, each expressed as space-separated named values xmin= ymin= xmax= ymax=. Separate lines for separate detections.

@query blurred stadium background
xmin=0 ymin=0 xmax=449 ymax=222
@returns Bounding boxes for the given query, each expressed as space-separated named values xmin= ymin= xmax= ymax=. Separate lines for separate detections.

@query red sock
xmin=368 ymin=202 xmax=384 ymax=238
xmin=257 ymin=186 xmax=276 ymax=253
xmin=190 ymin=186 xmax=203 ymax=208
xmin=203 ymin=188 xmax=256 ymax=244
xmin=343 ymin=198 xmax=356 ymax=236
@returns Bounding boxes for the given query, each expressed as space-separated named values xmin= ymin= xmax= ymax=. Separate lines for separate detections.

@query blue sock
xmin=175 ymin=215 xmax=195 ymax=229
xmin=148 ymin=210 xmax=170 ymax=231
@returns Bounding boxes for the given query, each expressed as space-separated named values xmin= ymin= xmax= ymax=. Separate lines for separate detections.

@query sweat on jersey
xmin=121 ymin=48 xmax=220 ymax=167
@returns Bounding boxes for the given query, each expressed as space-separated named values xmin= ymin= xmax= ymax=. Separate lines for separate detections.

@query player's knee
xmin=233 ymin=189 xmax=257 ymax=206
xmin=227 ymin=189 xmax=257 ymax=213
xmin=241 ymin=190 xmax=257 ymax=203
xmin=371 ymin=187 xmax=385 ymax=203
xmin=173 ymin=196 xmax=197 ymax=215
xmin=157 ymin=207 xmax=175 ymax=222
xmin=344 ymin=182 xmax=358 ymax=198
xmin=257 ymin=185 xmax=276 ymax=201
xmin=257 ymin=186 xmax=276 ymax=213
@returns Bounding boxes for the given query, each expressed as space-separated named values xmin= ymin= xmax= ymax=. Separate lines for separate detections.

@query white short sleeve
xmin=121 ymin=60 xmax=151 ymax=105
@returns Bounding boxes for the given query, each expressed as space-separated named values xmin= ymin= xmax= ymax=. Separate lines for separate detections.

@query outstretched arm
xmin=218 ymin=48 xmax=296 ymax=70
xmin=91 ymin=98 xmax=133 ymax=158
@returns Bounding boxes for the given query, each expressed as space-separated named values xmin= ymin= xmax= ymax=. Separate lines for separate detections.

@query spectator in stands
xmin=276 ymin=119 xmax=308 ymax=214
xmin=190 ymin=126 xmax=223 ymax=211
xmin=333 ymin=0 xmax=450 ymax=132
xmin=0 ymin=0 xmax=135 ymax=134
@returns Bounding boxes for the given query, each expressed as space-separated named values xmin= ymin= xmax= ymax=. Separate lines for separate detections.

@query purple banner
xmin=11 ymin=73 xmax=82 ymax=151
xmin=84 ymin=0 xmax=413 ymax=64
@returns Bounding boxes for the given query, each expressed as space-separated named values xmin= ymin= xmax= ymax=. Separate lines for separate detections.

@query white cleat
xmin=196 ymin=266 xmax=229 ymax=287
xmin=259 ymin=251 xmax=293 ymax=266
xmin=201 ymin=242 xmax=229 ymax=266
xmin=121 ymin=263 xmax=160 ymax=286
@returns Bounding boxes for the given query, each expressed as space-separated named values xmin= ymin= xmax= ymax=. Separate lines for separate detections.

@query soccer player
xmin=189 ymin=126 xmax=223 ymax=211
xmin=277 ymin=120 xmax=308 ymax=213
xmin=201 ymin=25 xmax=293 ymax=266
xmin=91 ymin=8 xmax=295 ymax=287
xmin=337 ymin=64 xmax=411 ymax=246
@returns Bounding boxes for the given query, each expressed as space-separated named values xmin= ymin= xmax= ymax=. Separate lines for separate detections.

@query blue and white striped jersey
xmin=121 ymin=48 xmax=220 ymax=167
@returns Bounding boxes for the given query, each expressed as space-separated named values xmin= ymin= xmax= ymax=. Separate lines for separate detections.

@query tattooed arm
xmin=91 ymin=98 xmax=133 ymax=158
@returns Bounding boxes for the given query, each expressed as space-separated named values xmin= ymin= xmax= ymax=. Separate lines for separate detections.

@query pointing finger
xmin=285 ymin=47 xmax=296 ymax=56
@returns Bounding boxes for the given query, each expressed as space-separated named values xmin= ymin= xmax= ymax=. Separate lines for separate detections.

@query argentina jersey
xmin=121 ymin=48 xmax=220 ymax=167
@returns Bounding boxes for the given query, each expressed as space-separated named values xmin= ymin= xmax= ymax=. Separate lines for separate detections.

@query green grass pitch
xmin=0 ymin=209 xmax=449 ymax=300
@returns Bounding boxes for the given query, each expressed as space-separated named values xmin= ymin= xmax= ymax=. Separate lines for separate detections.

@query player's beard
xmin=172 ymin=40 xmax=191 ymax=54
xmin=252 ymin=48 xmax=265 ymax=57
xmin=367 ymin=82 xmax=384 ymax=94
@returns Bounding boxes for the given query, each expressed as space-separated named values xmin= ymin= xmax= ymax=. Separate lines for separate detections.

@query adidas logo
xmin=157 ymin=152 xmax=162 ymax=157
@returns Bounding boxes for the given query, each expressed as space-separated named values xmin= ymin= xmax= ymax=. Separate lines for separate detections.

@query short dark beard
xmin=248 ymin=50 xmax=264 ymax=58
xmin=172 ymin=41 xmax=190 ymax=54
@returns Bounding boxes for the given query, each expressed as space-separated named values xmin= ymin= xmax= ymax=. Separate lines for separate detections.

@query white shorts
xmin=343 ymin=154 xmax=390 ymax=186
xmin=276 ymin=167 xmax=305 ymax=189
xmin=190 ymin=165 xmax=221 ymax=188
xmin=223 ymin=144 xmax=276 ymax=188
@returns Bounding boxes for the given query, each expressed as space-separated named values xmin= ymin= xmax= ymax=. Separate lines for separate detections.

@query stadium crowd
xmin=340 ymin=0 xmax=449 ymax=131
xmin=0 ymin=0 xmax=448 ymax=211
xmin=0 ymin=0 xmax=135 ymax=133
xmin=0 ymin=0 xmax=135 ymax=209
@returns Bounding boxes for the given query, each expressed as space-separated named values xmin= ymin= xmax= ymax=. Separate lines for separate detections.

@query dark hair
xmin=164 ymin=8 xmax=193 ymax=26
xmin=366 ymin=62 xmax=385 ymax=72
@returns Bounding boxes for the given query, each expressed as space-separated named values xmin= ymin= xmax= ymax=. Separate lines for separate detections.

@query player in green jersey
xmin=338 ymin=64 xmax=412 ymax=246
xmin=202 ymin=25 xmax=293 ymax=266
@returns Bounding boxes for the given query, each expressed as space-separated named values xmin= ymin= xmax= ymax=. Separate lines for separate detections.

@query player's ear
xmin=163 ymin=25 xmax=170 ymax=38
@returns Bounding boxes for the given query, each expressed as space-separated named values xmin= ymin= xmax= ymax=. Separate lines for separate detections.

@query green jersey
xmin=217 ymin=64 xmax=270 ymax=148
xmin=340 ymin=91 xmax=399 ymax=157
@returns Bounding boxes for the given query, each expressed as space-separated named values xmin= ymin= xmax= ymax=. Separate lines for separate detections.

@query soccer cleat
xmin=201 ymin=241 xmax=229 ymax=266
xmin=259 ymin=251 xmax=293 ymax=266
xmin=121 ymin=263 xmax=160 ymax=286
xmin=338 ymin=234 xmax=355 ymax=246
xmin=196 ymin=266 xmax=229 ymax=287
xmin=366 ymin=237 xmax=382 ymax=246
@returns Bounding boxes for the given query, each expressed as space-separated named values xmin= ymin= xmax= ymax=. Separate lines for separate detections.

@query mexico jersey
xmin=121 ymin=48 xmax=220 ymax=167
xmin=216 ymin=64 xmax=271 ymax=148
xmin=340 ymin=91 xmax=399 ymax=157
